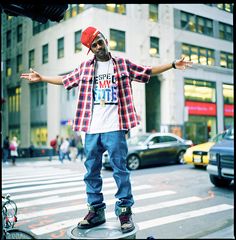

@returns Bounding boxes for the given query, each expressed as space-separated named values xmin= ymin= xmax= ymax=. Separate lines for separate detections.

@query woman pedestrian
xmin=10 ymin=136 xmax=18 ymax=166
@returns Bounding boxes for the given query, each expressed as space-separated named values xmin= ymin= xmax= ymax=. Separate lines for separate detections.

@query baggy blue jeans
xmin=84 ymin=130 xmax=134 ymax=216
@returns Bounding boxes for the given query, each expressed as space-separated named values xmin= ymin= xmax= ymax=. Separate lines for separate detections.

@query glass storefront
xmin=184 ymin=79 xmax=217 ymax=144
xmin=31 ymin=126 xmax=48 ymax=147
xmin=223 ymin=84 xmax=234 ymax=130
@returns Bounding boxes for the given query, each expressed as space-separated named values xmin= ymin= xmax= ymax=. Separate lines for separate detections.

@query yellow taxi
xmin=183 ymin=132 xmax=224 ymax=168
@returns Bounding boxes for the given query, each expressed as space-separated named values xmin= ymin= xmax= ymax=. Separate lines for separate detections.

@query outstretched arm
xmin=20 ymin=68 xmax=63 ymax=85
xmin=151 ymin=57 xmax=193 ymax=75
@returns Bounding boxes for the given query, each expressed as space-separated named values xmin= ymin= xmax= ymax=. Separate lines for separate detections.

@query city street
xmin=2 ymin=159 xmax=234 ymax=239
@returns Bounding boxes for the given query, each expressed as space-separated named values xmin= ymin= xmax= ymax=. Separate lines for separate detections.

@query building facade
xmin=1 ymin=4 xmax=234 ymax=147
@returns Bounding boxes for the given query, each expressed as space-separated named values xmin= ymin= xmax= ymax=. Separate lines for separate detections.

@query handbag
xmin=9 ymin=144 xmax=16 ymax=151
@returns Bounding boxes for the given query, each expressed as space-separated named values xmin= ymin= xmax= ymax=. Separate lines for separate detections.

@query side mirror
xmin=147 ymin=141 xmax=155 ymax=148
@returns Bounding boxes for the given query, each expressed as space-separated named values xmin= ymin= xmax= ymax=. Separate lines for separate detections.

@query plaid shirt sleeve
xmin=126 ymin=59 xmax=152 ymax=83
xmin=62 ymin=67 xmax=81 ymax=90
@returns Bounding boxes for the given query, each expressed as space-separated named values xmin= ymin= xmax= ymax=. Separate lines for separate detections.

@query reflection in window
xmin=17 ymin=54 xmax=23 ymax=73
xmin=110 ymin=29 xmax=125 ymax=52
xmin=181 ymin=43 xmax=215 ymax=66
xmin=57 ymin=37 xmax=64 ymax=59
xmin=8 ymin=87 xmax=21 ymax=112
xmin=219 ymin=22 xmax=233 ymax=41
xmin=29 ymin=49 xmax=35 ymax=69
xmin=106 ymin=4 xmax=126 ymax=14
xmin=6 ymin=59 xmax=12 ymax=77
xmin=75 ymin=30 xmax=82 ymax=53
xmin=217 ymin=3 xmax=233 ymax=13
xmin=149 ymin=37 xmax=159 ymax=57
xmin=149 ymin=4 xmax=158 ymax=22
xmin=180 ymin=11 xmax=213 ymax=36
xmin=220 ymin=52 xmax=233 ymax=69
xmin=42 ymin=44 xmax=49 ymax=64
xmin=64 ymin=4 xmax=85 ymax=20
xmin=223 ymin=84 xmax=234 ymax=104
xmin=184 ymin=79 xmax=216 ymax=103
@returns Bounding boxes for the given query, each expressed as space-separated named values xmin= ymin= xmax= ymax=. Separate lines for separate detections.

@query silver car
xmin=102 ymin=132 xmax=193 ymax=170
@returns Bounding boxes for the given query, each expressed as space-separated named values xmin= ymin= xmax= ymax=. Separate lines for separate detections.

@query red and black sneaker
xmin=77 ymin=207 xmax=106 ymax=229
xmin=118 ymin=207 xmax=135 ymax=233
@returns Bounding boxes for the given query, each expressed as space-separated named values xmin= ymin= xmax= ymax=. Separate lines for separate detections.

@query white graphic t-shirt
xmin=88 ymin=59 xmax=120 ymax=134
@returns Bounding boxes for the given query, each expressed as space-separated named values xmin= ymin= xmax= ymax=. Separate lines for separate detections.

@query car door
xmin=141 ymin=136 xmax=167 ymax=165
xmin=158 ymin=136 xmax=180 ymax=162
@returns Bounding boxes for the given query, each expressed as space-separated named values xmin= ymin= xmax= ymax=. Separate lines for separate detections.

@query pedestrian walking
xmin=49 ymin=135 xmax=59 ymax=161
xmin=76 ymin=134 xmax=84 ymax=161
xmin=9 ymin=136 xmax=19 ymax=166
xmin=69 ymin=136 xmax=78 ymax=162
xmin=59 ymin=138 xmax=71 ymax=162
xmin=3 ymin=136 xmax=10 ymax=164
xmin=20 ymin=26 xmax=192 ymax=233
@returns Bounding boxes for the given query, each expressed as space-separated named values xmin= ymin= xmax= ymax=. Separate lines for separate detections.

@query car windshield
xmin=127 ymin=134 xmax=150 ymax=146
xmin=223 ymin=128 xmax=234 ymax=140
xmin=210 ymin=132 xmax=223 ymax=142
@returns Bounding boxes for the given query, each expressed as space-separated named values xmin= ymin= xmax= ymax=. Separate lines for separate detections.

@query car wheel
xmin=209 ymin=174 xmax=232 ymax=187
xmin=127 ymin=155 xmax=140 ymax=170
xmin=177 ymin=151 xmax=185 ymax=164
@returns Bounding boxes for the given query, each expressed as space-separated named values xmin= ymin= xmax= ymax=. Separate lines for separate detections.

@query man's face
xmin=91 ymin=34 xmax=109 ymax=61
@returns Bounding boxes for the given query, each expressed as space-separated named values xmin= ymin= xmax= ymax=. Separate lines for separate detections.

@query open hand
xmin=20 ymin=68 xmax=42 ymax=83
xmin=175 ymin=57 xmax=193 ymax=70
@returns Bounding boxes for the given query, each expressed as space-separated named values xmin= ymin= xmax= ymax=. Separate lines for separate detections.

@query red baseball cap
xmin=81 ymin=26 xmax=100 ymax=54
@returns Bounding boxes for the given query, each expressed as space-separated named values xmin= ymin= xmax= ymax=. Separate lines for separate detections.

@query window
xmin=180 ymin=12 xmax=213 ymax=36
xmin=8 ymin=87 xmax=21 ymax=112
xmin=216 ymin=3 xmax=234 ymax=13
xmin=6 ymin=30 xmax=11 ymax=48
xmin=6 ymin=59 xmax=12 ymax=77
xmin=181 ymin=43 xmax=215 ymax=66
xmin=160 ymin=136 xmax=178 ymax=143
xmin=57 ymin=37 xmax=64 ymax=59
xmin=17 ymin=24 xmax=23 ymax=42
xmin=16 ymin=54 xmax=23 ymax=73
xmin=184 ymin=79 xmax=216 ymax=103
xmin=219 ymin=22 xmax=233 ymax=41
xmin=150 ymin=37 xmax=159 ymax=57
xmin=29 ymin=49 xmax=35 ymax=69
xmin=33 ymin=21 xmax=50 ymax=35
xmin=220 ymin=52 xmax=233 ymax=69
xmin=42 ymin=44 xmax=49 ymax=64
xmin=75 ymin=30 xmax=82 ymax=53
xmin=64 ymin=4 xmax=85 ymax=20
xmin=223 ymin=84 xmax=234 ymax=104
xmin=110 ymin=29 xmax=125 ymax=52
xmin=106 ymin=4 xmax=126 ymax=14
xmin=149 ymin=4 xmax=158 ymax=22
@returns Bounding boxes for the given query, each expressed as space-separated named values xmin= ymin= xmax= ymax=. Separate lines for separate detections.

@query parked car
xmin=207 ymin=127 xmax=234 ymax=187
xmin=183 ymin=131 xmax=225 ymax=168
xmin=102 ymin=132 xmax=193 ymax=170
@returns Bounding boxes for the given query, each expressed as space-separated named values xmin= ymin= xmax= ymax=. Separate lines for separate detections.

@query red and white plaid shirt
xmin=62 ymin=54 xmax=152 ymax=132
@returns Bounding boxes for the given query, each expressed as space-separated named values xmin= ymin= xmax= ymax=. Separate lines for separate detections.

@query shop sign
xmin=224 ymin=104 xmax=234 ymax=117
xmin=185 ymin=101 xmax=216 ymax=116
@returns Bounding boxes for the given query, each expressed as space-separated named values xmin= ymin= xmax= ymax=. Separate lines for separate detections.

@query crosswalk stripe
xmin=2 ymin=177 xmax=115 ymax=194
xmin=2 ymin=172 xmax=83 ymax=184
xmin=16 ymin=185 xmax=155 ymax=208
xmin=2 ymin=175 xmax=85 ymax=189
xmin=17 ymin=189 xmax=174 ymax=220
xmin=138 ymin=204 xmax=234 ymax=230
xmin=11 ymin=182 xmax=116 ymax=201
xmin=30 ymin=203 xmax=233 ymax=235
xmin=2 ymin=168 xmax=73 ymax=180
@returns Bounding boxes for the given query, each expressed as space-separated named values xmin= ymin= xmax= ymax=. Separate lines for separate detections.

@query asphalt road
xmin=2 ymin=158 xmax=234 ymax=239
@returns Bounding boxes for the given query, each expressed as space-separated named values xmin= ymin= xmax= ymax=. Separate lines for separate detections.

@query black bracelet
xmin=172 ymin=60 xmax=176 ymax=69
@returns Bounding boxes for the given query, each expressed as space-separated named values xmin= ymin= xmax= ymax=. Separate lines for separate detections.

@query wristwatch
xmin=172 ymin=60 xmax=176 ymax=69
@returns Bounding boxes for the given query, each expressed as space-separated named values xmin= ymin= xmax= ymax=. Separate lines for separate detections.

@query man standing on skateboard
xmin=21 ymin=26 xmax=192 ymax=233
